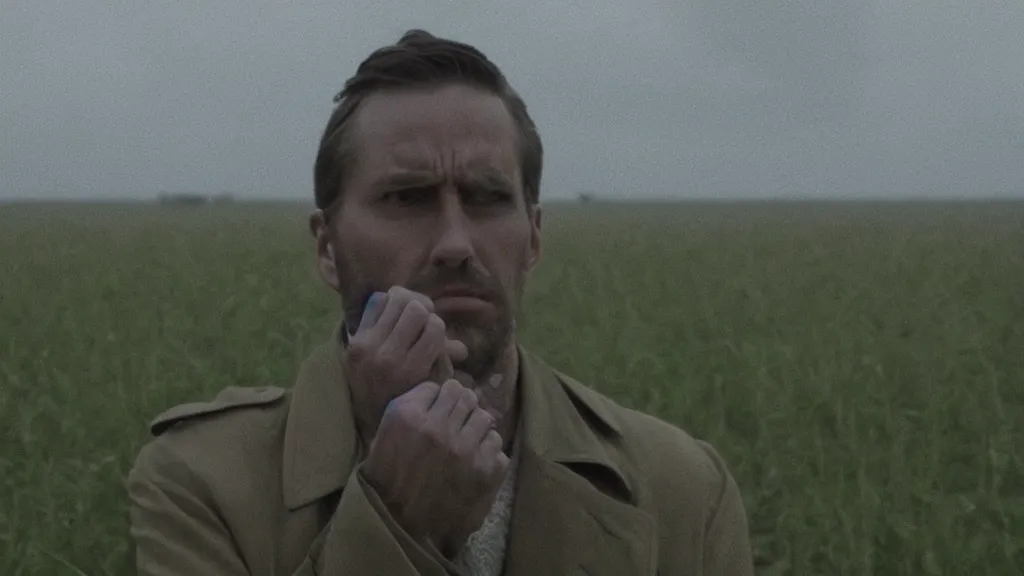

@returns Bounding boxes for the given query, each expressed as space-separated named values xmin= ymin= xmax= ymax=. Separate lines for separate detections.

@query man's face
xmin=313 ymin=83 xmax=542 ymax=378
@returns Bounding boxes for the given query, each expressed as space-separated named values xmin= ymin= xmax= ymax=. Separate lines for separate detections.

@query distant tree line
xmin=157 ymin=192 xmax=235 ymax=205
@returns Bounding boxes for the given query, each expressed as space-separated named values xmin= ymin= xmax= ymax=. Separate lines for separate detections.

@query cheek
xmin=336 ymin=229 xmax=419 ymax=288
xmin=484 ymin=220 xmax=534 ymax=281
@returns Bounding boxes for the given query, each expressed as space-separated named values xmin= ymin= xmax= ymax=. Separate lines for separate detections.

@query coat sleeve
xmin=696 ymin=440 xmax=755 ymax=576
xmin=127 ymin=439 xmax=465 ymax=576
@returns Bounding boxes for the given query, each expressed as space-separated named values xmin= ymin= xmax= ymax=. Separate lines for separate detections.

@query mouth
xmin=430 ymin=285 xmax=489 ymax=300
xmin=430 ymin=285 xmax=493 ymax=312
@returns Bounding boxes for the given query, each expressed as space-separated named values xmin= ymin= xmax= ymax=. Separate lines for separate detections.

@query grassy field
xmin=1 ymin=200 xmax=1022 ymax=575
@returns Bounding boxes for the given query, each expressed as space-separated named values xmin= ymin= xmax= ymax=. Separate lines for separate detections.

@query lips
xmin=429 ymin=286 xmax=494 ymax=314
xmin=430 ymin=285 xmax=489 ymax=301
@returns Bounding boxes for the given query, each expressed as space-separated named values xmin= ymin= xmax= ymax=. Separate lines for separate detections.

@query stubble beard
xmin=334 ymin=254 xmax=526 ymax=382
xmin=445 ymin=305 xmax=515 ymax=381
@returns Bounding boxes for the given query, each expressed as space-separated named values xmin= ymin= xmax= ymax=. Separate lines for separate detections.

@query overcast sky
xmin=2 ymin=0 xmax=1023 ymax=201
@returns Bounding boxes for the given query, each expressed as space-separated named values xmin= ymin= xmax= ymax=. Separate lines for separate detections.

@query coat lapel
xmin=281 ymin=324 xmax=359 ymax=511
xmin=504 ymin=350 xmax=657 ymax=575
xmin=503 ymin=448 xmax=657 ymax=575
xmin=280 ymin=328 xmax=657 ymax=574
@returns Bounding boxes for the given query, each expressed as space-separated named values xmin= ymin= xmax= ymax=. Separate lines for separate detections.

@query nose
xmin=429 ymin=190 xmax=474 ymax=269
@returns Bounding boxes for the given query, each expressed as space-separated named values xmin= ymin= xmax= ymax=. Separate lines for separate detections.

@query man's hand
xmin=361 ymin=379 xmax=511 ymax=558
xmin=345 ymin=286 xmax=468 ymax=440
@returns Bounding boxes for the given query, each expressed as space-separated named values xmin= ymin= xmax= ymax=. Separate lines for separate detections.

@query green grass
xmin=1 ymin=201 xmax=1022 ymax=575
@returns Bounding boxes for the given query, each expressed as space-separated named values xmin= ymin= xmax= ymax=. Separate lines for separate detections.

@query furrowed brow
xmin=462 ymin=168 xmax=515 ymax=192
xmin=371 ymin=171 xmax=442 ymax=192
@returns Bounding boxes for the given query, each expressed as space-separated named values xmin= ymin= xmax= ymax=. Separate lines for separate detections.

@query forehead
xmin=346 ymin=84 xmax=522 ymax=186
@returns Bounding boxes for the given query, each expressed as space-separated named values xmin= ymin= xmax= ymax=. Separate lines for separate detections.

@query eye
xmin=465 ymin=188 xmax=513 ymax=205
xmin=385 ymin=187 xmax=433 ymax=206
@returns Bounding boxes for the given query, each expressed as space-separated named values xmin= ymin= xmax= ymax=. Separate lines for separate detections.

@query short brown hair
xmin=313 ymin=29 xmax=543 ymax=212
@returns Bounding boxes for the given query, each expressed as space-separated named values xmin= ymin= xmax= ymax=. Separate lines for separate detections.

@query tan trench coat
xmin=127 ymin=328 xmax=754 ymax=575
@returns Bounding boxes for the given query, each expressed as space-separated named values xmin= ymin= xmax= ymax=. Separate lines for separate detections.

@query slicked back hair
xmin=314 ymin=30 xmax=543 ymax=214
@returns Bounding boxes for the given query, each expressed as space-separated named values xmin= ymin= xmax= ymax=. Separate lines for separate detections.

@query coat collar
xmin=281 ymin=323 xmax=359 ymax=510
xmin=281 ymin=325 xmax=635 ymax=510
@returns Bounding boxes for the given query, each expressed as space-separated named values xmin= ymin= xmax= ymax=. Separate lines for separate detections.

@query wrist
xmin=357 ymin=466 xmax=435 ymax=544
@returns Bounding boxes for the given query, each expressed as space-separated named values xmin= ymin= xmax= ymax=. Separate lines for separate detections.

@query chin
xmin=444 ymin=323 xmax=485 ymax=348
xmin=440 ymin=311 xmax=496 ymax=335
xmin=450 ymin=329 xmax=512 ymax=378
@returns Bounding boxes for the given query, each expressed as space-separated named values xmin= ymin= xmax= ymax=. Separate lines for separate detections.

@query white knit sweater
xmin=454 ymin=433 xmax=522 ymax=576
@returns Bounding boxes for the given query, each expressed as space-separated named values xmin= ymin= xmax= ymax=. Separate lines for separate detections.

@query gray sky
xmin=2 ymin=0 xmax=1023 ymax=201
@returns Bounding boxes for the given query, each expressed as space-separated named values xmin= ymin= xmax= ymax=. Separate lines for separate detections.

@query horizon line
xmin=2 ymin=196 xmax=1023 ymax=205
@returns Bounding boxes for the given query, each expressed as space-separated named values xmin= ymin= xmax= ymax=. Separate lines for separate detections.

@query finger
xmin=445 ymin=339 xmax=469 ymax=363
xmin=452 ymin=370 xmax=475 ymax=389
xmin=391 ymin=286 xmax=436 ymax=312
xmin=392 ymin=380 xmax=442 ymax=409
xmin=428 ymin=352 xmax=454 ymax=384
xmin=447 ymin=386 xmax=478 ymax=432
xmin=384 ymin=300 xmax=431 ymax=352
xmin=479 ymin=449 xmax=511 ymax=488
xmin=427 ymin=379 xmax=464 ymax=421
xmin=371 ymin=287 xmax=435 ymax=338
xmin=356 ymin=291 xmax=388 ymax=334
xmin=459 ymin=407 xmax=495 ymax=445
xmin=495 ymin=450 xmax=511 ymax=473
xmin=369 ymin=288 xmax=410 ymax=336
xmin=408 ymin=314 xmax=447 ymax=368
xmin=480 ymin=428 xmax=504 ymax=456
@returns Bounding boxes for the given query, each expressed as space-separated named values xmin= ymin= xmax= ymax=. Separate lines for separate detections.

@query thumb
xmin=445 ymin=339 xmax=468 ymax=363
xmin=356 ymin=291 xmax=388 ymax=334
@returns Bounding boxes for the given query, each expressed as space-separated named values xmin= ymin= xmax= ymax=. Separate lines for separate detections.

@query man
xmin=127 ymin=30 xmax=754 ymax=575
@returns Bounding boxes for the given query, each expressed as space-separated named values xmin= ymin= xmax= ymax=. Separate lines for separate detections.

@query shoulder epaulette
xmin=149 ymin=386 xmax=287 ymax=436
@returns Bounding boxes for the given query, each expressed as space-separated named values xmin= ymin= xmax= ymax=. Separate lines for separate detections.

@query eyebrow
xmin=370 ymin=171 xmax=441 ymax=193
xmin=463 ymin=169 xmax=516 ymax=192
xmin=370 ymin=167 xmax=515 ymax=193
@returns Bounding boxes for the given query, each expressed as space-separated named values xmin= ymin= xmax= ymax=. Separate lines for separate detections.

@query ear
xmin=526 ymin=204 xmax=542 ymax=272
xmin=309 ymin=209 xmax=341 ymax=292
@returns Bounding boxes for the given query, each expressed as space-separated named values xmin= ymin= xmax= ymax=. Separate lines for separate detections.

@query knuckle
xmin=399 ymin=409 xmax=427 ymax=431
xmin=460 ymin=388 xmax=478 ymax=408
xmin=406 ymin=300 xmax=428 ymax=317
xmin=477 ymin=408 xmax=494 ymax=428
xmin=373 ymin=347 xmax=397 ymax=369
xmin=391 ymin=398 xmax=414 ymax=418
xmin=484 ymin=429 xmax=502 ymax=448
xmin=347 ymin=338 xmax=371 ymax=357
xmin=451 ymin=436 xmax=472 ymax=457
xmin=441 ymin=379 xmax=462 ymax=396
